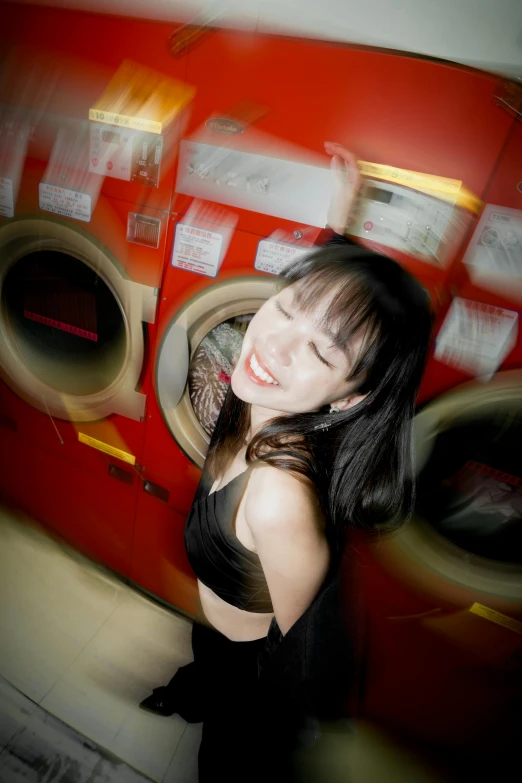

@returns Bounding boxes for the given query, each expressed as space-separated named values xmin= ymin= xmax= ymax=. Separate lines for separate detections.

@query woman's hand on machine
xmin=324 ymin=142 xmax=362 ymax=236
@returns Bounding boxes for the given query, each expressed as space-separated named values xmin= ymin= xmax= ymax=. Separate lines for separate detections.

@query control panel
xmin=89 ymin=123 xmax=163 ymax=188
xmin=348 ymin=179 xmax=455 ymax=262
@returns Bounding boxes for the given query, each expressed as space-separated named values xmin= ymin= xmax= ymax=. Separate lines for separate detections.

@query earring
xmin=329 ymin=405 xmax=340 ymax=414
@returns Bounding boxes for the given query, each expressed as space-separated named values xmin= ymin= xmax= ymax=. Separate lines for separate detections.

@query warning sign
xmin=255 ymin=239 xmax=309 ymax=276
xmin=172 ymin=222 xmax=223 ymax=278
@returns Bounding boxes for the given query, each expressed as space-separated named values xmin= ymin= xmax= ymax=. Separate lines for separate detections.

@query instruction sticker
xmin=435 ymin=297 xmax=518 ymax=380
xmin=0 ymin=176 xmax=14 ymax=218
xmin=78 ymin=433 xmax=136 ymax=465
xmin=255 ymin=239 xmax=309 ymax=276
xmin=461 ymin=204 xmax=522 ymax=302
xmin=172 ymin=222 xmax=223 ymax=278
xmin=39 ymin=183 xmax=92 ymax=223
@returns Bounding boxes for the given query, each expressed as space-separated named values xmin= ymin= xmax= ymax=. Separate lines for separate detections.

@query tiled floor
xmin=0 ymin=505 xmax=200 ymax=783
xmin=0 ymin=676 xmax=154 ymax=783
xmin=0 ymin=504 xmax=454 ymax=783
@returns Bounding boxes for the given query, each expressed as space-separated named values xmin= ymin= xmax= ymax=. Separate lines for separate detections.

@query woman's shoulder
xmin=245 ymin=462 xmax=324 ymax=537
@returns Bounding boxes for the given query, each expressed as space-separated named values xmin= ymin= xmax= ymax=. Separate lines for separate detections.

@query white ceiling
xmin=8 ymin=0 xmax=522 ymax=80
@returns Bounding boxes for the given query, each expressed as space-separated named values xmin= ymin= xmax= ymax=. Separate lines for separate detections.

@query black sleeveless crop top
xmin=184 ymin=468 xmax=274 ymax=613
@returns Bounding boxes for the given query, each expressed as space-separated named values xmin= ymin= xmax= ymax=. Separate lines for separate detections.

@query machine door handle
xmin=108 ymin=464 xmax=134 ymax=485
xmin=143 ymin=481 xmax=170 ymax=502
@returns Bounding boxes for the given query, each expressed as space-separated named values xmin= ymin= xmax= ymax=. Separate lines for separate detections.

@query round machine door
xmin=379 ymin=371 xmax=522 ymax=609
xmin=0 ymin=217 xmax=157 ymax=422
xmin=156 ymin=276 xmax=276 ymax=468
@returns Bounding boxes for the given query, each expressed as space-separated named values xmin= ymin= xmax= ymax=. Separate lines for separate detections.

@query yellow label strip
xmin=78 ymin=432 xmax=136 ymax=466
xmin=359 ymin=161 xmax=462 ymax=194
xmin=359 ymin=160 xmax=482 ymax=214
xmin=88 ymin=109 xmax=163 ymax=134
xmin=457 ymin=186 xmax=483 ymax=214
xmin=89 ymin=60 xmax=195 ymax=135
xmin=470 ymin=602 xmax=522 ymax=635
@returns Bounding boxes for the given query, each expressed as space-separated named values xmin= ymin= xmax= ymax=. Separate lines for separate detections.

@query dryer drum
xmin=156 ymin=276 xmax=275 ymax=468
xmin=188 ymin=315 xmax=252 ymax=437
xmin=416 ymin=412 xmax=522 ymax=565
xmin=0 ymin=217 xmax=153 ymax=422
xmin=2 ymin=250 xmax=126 ymax=396
xmin=376 ymin=372 xmax=522 ymax=606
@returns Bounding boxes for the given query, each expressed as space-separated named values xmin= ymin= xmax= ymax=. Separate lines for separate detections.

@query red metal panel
xmin=182 ymin=31 xmax=512 ymax=240
xmin=0 ymin=425 xmax=138 ymax=575
xmin=130 ymin=468 xmax=199 ymax=617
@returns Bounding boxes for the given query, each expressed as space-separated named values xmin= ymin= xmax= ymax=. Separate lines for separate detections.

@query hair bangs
xmin=285 ymin=262 xmax=383 ymax=382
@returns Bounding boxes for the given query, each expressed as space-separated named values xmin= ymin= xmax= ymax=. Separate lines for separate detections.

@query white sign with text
xmin=172 ymin=223 xmax=224 ymax=278
xmin=255 ymin=239 xmax=309 ymax=276
xmin=0 ymin=177 xmax=14 ymax=218
xmin=39 ymin=183 xmax=92 ymax=222
xmin=435 ymin=297 xmax=518 ymax=379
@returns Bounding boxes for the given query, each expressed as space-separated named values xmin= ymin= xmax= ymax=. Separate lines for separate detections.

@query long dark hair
xmin=206 ymin=244 xmax=433 ymax=547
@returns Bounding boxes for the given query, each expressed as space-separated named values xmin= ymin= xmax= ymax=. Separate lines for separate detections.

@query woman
xmin=140 ymin=144 xmax=433 ymax=781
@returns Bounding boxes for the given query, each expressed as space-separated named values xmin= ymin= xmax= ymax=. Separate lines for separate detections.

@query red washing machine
xmin=0 ymin=4 xmax=189 ymax=575
xmin=356 ymin=115 xmax=522 ymax=774
xmin=130 ymin=27 xmax=513 ymax=615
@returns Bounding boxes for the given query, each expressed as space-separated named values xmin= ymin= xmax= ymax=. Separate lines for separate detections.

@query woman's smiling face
xmin=231 ymin=284 xmax=365 ymax=415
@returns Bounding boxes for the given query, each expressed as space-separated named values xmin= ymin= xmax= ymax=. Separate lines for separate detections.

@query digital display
xmin=367 ymin=186 xmax=393 ymax=205
xmin=102 ymin=130 xmax=120 ymax=144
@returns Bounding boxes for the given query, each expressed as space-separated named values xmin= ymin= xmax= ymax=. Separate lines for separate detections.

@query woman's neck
xmin=248 ymin=403 xmax=287 ymax=438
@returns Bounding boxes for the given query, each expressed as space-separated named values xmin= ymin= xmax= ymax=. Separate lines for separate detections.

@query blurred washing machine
xmin=0 ymin=4 xmax=189 ymax=574
xmin=179 ymin=27 xmax=512 ymax=263
xmin=357 ymin=116 xmax=522 ymax=773
xmin=0 ymin=165 xmax=165 ymax=575
xmin=357 ymin=373 xmax=522 ymax=775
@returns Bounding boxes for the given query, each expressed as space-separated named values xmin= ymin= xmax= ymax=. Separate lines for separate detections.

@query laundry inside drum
xmin=2 ymin=251 xmax=127 ymax=395
xmin=188 ymin=314 xmax=254 ymax=437
xmin=415 ymin=409 xmax=522 ymax=565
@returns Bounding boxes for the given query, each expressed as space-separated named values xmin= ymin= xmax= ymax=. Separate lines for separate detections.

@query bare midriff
xmin=198 ymin=579 xmax=274 ymax=642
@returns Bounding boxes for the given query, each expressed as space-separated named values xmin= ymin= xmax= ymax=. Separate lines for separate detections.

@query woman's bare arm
xmin=245 ymin=465 xmax=330 ymax=636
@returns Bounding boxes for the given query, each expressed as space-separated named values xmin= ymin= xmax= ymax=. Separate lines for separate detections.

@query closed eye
xmin=274 ymin=299 xmax=292 ymax=319
xmin=309 ymin=341 xmax=333 ymax=368
xmin=275 ymin=299 xmax=333 ymax=367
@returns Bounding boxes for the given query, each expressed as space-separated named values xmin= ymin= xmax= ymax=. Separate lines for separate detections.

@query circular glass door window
xmin=188 ymin=314 xmax=253 ymax=436
xmin=416 ymin=410 xmax=522 ymax=565
xmin=2 ymin=250 xmax=127 ymax=396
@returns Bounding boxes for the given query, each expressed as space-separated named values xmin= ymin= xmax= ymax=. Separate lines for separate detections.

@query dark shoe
xmin=139 ymin=687 xmax=176 ymax=717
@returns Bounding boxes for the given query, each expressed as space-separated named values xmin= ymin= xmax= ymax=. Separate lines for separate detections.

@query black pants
xmin=166 ymin=621 xmax=297 ymax=782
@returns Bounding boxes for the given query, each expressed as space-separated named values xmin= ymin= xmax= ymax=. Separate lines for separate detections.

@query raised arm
xmin=315 ymin=142 xmax=362 ymax=247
